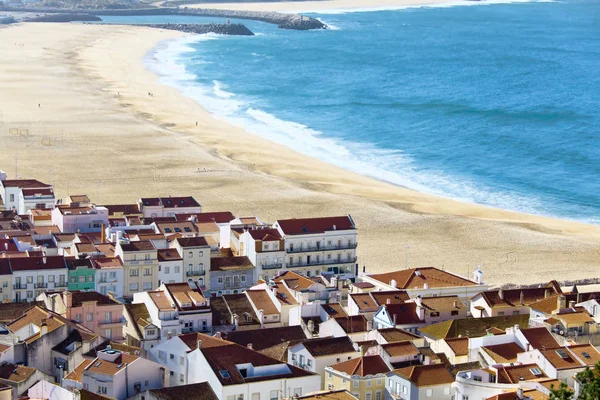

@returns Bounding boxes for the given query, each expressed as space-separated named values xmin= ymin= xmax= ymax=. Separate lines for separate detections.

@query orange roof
xmin=486 ymin=390 xmax=549 ymax=400
xmin=496 ymin=364 xmax=547 ymax=383
xmin=246 ymin=290 xmax=279 ymax=315
xmin=64 ymin=359 xmax=93 ymax=382
xmin=350 ymin=293 xmax=379 ymax=312
xmin=85 ymin=353 xmax=139 ymax=376
xmin=149 ymin=291 xmax=176 ymax=311
xmin=520 ymin=327 xmax=560 ymax=350
xmin=275 ymin=271 xmax=317 ymax=291
xmin=274 ymin=282 xmax=297 ymax=306
xmin=370 ymin=267 xmax=477 ymax=290
xmin=330 ymin=355 xmax=390 ymax=377
xmin=394 ymin=364 xmax=454 ymax=387
xmin=381 ymin=341 xmax=420 ymax=358
xmin=445 ymin=337 xmax=468 ymax=356
xmin=482 ymin=342 xmax=524 ymax=363
xmin=567 ymin=344 xmax=600 ymax=367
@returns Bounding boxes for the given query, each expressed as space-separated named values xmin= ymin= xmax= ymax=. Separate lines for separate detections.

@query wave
xmin=145 ymin=33 xmax=598 ymax=225
xmin=309 ymin=0 xmax=556 ymax=14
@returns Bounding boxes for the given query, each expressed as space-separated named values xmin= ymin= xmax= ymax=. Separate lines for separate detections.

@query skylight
xmin=219 ymin=370 xmax=231 ymax=378
xmin=530 ymin=367 xmax=542 ymax=376
xmin=555 ymin=349 xmax=569 ymax=359
xmin=582 ymin=352 xmax=590 ymax=358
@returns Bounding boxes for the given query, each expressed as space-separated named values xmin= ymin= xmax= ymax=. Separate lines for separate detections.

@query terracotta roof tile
xmin=64 ymin=359 xmax=93 ymax=382
xmin=496 ymin=364 xmax=547 ymax=383
xmin=301 ymin=336 xmax=357 ymax=357
xmin=370 ymin=267 xmax=477 ymax=290
xmin=371 ymin=291 xmax=410 ymax=306
xmin=222 ymin=326 xmax=306 ymax=351
xmin=394 ymin=364 xmax=454 ymax=387
xmin=330 ymin=355 xmax=390 ymax=377
xmin=276 ymin=216 xmax=355 ymax=235
xmin=350 ymin=293 xmax=379 ymax=312
xmin=297 ymin=390 xmax=358 ymax=400
xmin=0 ymin=362 xmax=37 ymax=382
xmin=520 ymin=327 xmax=560 ymax=350
xmin=482 ymin=342 xmax=524 ymax=363
xmin=246 ymin=290 xmax=279 ymax=315
xmin=149 ymin=382 xmax=219 ymax=400
xmin=445 ymin=337 xmax=468 ymax=356
xmin=381 ymin=342 xmax=420 ymax=358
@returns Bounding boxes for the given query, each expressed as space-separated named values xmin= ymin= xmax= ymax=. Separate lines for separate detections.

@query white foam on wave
xmin=311 ymin=0 xmax=555 ymax=14
xmin=316 ymin=18 xmax=341 ymax=30
xmin=145 ymin=34 xmax=599 ymax=224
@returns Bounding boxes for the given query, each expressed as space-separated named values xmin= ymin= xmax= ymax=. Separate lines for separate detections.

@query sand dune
xmin=0 ymin=23 xmax=599 ymax=286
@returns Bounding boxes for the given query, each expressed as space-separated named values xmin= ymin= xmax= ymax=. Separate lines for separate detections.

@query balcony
xmin=13 ymin=283 xmax=27 ymax=290
xmin=127 ymin=259 xmax=155 ymax=266
xmin=287 ymin=243 xmax=357 ymax=254
xmin=262 ymin=263 xmax=283 ymax=270
xmin=34 ymin=283 xmax=48 ymax=289
xmin=288 ymin=257 xmax=357 ymax=268
xmin=224 ymin=281 xmax=243 ymax=288
xmin=186 ymin=270 xmax=205 ymax=277
xmin=98 ymin=319 xmax=126 ymax=328
xmin=55 ymin=282 xmax=68 ymax=288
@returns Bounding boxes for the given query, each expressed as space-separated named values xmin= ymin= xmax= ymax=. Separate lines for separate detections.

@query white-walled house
xmin=157 ymin=248 xmax=184 ymax=285
xmin=170 ymin=237 xmax=210 ymax=289
xmin=0 ymin=179 xmax=55 ymax=213
xmin=288 ymin=336 xmax=360 ymax=380
xmin=92 ymin=257 xmax=124 ymax=299
xmin=149 ymin=333 xmax=321 ymax=399
xmin=8 ymin=256 xmax=68 ymax=302
xmin=82 ymin=347 xmax=166 ymax=400
xmin=51 ymin=205 xmax=109 ymax=233
xmin=138 ymin=197 xmax=202 ymax=218
xmin=387 ymin=364 xmax=455 ymax=400
xmin=133 ymin=291 xmax=181 ymax=342
xmin=274 ymin=216 xmax=358 ymax=279
xmin=233 ymin=227 xmax=286 ymax=282
xmin=161 ymin=282 xmax=212 ymax=333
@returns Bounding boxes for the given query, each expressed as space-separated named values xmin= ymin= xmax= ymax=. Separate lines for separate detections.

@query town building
xmin=325 ymin=355 xmax=390 ymax=400
xmin=115 ymin=241 xmax=158 ymax=299
xmin=387 ymin=364 xmax=455 ymax=400
xmin=0 ymin=178 xmax=55 ymax=214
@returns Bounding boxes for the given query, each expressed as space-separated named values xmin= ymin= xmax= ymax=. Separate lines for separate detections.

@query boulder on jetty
xmin=139 ymin=22 xmax=254 ymax=36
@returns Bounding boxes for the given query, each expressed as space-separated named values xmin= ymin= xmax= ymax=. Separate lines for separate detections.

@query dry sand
xmin=185 ymin=0 xmax=452 ymax=13
xmin=0 ymin=23 xmax=599 ymax=287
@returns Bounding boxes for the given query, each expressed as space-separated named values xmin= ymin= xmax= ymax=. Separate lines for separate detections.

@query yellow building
xmin=115 ymin=241 xmax=159 ymax=299
xmin=325 ymin=355 xmax=390 ymax=400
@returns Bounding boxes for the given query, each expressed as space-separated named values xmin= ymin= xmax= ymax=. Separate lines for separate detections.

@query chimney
xmin=197 ymin=340 xmax=202 ymax=349
xmin=519 ymin=291 xmax=524 ymax=306
xmin=247 ymin=343 xmax=253 ymax=350
xmin=557 ymin=295 xmax=567 ymax=311
xmin=568 ymin=300 xmax=576 ymax=309
xmin=453 ymin=300 xmax=458 ymax=308
xmin=498 ymin=288 xmax=504 ymax=300
xmin=333 ymin=225 xmax=336 ymax=231
xmin=42 ymin=256 xmax=47 ymax=264
xmin=101 ymin=224 xmax=106 ymax=243
xmin=63 ymin=291 xmax=73 ymax=309
xmin=390 ymin=279 xmax=397 ymax=289
xmin=386 ymin=298 xmax=391 ymax=305
xmin=233 ymin=314 xmax=239 ymax=328
xmin=392 ymin=313 xmax=397 ymax=327
xmin=258 ymin=309 xmax=264 ymax=328
xmin=40 ymin=320 xmax=48 ymax=336
xmin=545 ymin=289 xmax=551 ymax=298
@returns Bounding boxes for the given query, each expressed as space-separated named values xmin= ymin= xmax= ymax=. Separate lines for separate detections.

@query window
xmin=375 ymin=392 xmax=382 ymax=400
xmin=353 ymin=380 xmax=359 ymax=388
xmin=199 ymin=251 xmax=203 ymax=257
xmin=88 ymin=275 xmax=94 ymax=282
xmin=473 ymin=376 xmax=482 ymax=382
xmin=270 ymin=391 xmax=279 ymax=400
xmin=365 ymin=393 xmax=371 ymax=400
xmin=97 ymin=385 xmax=107 ymax=394
xmin=144 ymin=268 xmax=151 ymax=276
xmin=497 ymin=311 xmax=505 ymax=316
xmin=512 ymin=310 xmax=520 ymax=315
xmin=462 ymin=396 xmax=469 ymax=400
xmin=165 ymin=267 xmax=170 ymax=274
xmin=451 ymin=310 xmax=459 ymax=316
xmin=130 ymin=269 xmax=139 ymax=277
xmin=307 ymin=359 xmax=312 ymax=367
xmin=241 ymin=275 xmax=246 ymax=282
xmin=147 ymin=329 xmax=156 ymax=336
xmin=75 ymin=314 xmax=81 ymax=322
xmin=145 ymin=380 xmax=149 ymax=387
xmin=129 ymin=283 xmax=139 ymax=291
xmin=143 ymin=282 xmax=152 ymax=290
xmin=48 ymin=276 xmax=55 ymax=282
xmin=105 ymin=329 xmax=112 ymax=338
xmin=27 ymin=276 xmax=33 ymax=283
xmin=175 ymin=266 xmax=180 ymax=273
xmin=430 ymin=312 xmax=440 ymax=317
xmin=402 ymin=385 xmax=408 ymax=394
xmin=180 ymin=356 xmax=185 ymax=365
xmin=110 ymin=272 xmax=117 ymax=279
xmin=188 ymin=252 xmax=193 ymax=258
xmin=218 ymin=277 xmax=223 ymax=284
xmin=293 ymin=388 xmax=302 ymax=397
xmin=170 ymin=353 xmax=175 ymax=360
xmin=105 ymin=312 xmax=112 ymax=323
xmin=367 ymin=380 xmax=372 ymax=387
xmin=79 ymin=276 xmax=86 ymax=283
xmin=426 ymin=389 xmax=433 ymax=397
xmin=376 ymin=378 xmax=382 ymax=386
xmin=86 ymin=313 xmax=93 ymax=322
xmin=169 ymin=370 xmax=174 ymax=376
xmin=9 ymin=194 xmax=14 ymax=202
xmin=444 ymin=387 xmax=451 ymax=395
xmin=180 ymin=374 xmax=184 ymax=383
xmin=26 ymin=291 xmax=33 ymax=298
xmin=252 ymin=394 xmax=260 ymax=400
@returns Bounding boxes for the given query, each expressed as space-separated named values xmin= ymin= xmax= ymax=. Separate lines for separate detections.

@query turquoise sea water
xmin=104 ymin=0 xmax=600 ymax=223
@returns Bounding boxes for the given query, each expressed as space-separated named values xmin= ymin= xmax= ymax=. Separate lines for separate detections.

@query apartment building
xmin=0 ymin=178 xmax=55 ymax=214
xmin=288 ymin=337 xmax=359 ymax=378
xmin=8 ymin=256 xmax=68 ymax=302
xmin=274 ymin=216 xmax=358 ymax=279
xmin=170 ymin=237 xmax=210 ymax=288
xmin=123 ymin=303 xmax=161 ymax=352
xmin=387 ymin=364 xmax=455 ymax=400
xmin=157 ymin=248 xmax=184 ymax=285
xmin=92 ymin=257 xmax=124 ymax=298
xmin=232 ymin=227 xmax=286 ymax=281
xmin=161 ymin=282 xmax=212 ymax=333
xmin=137 ymin=197 xmax=202 ymax=218
xmin=209 ymin=255 xmax=255 ymax=296
xmin=51 ymin=205 xmax=109 ymax=234
xmin=115 ymin=241 xmax=158 ymax=299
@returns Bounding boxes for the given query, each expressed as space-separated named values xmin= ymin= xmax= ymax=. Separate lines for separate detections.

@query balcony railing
xmin=262 ymin=263 xmax=283 ymax=270
xmin=127 ymin=259 xmax=155 ymax=266
xmin=287 ymin=243 xmax=357 ymax=254
xmin=35 ymin=283 xmax=48 ymax=289
xmin=288 ymin=257 xmax=357 ymax=268
xmin=55 ymin=282 xmax=68 ymax=288
xmin=224 ymin=281 xmax=242 ymax=288
xmin=13 ymin=283 xmax=27 ymax=290
xmin=186 ymin=270 xmax=205 ymax=277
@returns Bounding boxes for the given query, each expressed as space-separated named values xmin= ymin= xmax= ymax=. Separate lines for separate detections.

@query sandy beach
xmin=185 ymin=0 xmax=453 ymax=13
xmin=1 ymin=22 xmax=599 ymax=286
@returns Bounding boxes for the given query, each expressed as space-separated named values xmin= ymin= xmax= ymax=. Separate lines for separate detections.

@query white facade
xmin=95 ymin=266 xmax=124 ymax=299
xmin=158 ymin=258 xmax=184 ymax=285
xmin=51 ymin=205 xmax=109 ymax=233
xmin=133 ymin=291 xmax=181 ymax=341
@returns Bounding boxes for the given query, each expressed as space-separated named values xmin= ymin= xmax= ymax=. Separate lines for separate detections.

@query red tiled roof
xmin=276 ymin=216 xmax=355 ymax=235
xmin=248 ymin=228 xmax=282 ymax=241
xmin=1 ymin=179 xmax=51 ymax=188
xmin=174 ymin=212 xmax=235 ymax=224
xmin=394 ymin=364 xmax=454 ymax=387
xmin=520 ymin=327 xmax=560 ymax=350
xmin=370 ymin=267 xmax=477 ymax=289
xmin=8 ymin=255 xmax=66 ymax=271
xmin=330 ymin=355 xmax=390 ymax=377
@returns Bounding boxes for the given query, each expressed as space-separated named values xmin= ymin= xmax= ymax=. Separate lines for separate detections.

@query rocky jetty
xmin=0 ymin=5 xmax=327 ymax=30
xmin=26 ymin=13 xmax=102 ymax=22
xmin=138 ymin=22 xmax=254 ymax=36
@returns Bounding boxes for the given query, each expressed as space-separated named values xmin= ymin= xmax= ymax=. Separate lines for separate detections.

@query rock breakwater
xmin=138 ymin=22 xmax=254 ymax=35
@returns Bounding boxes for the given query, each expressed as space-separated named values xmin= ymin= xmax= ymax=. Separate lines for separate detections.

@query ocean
xmin=103 ymin=0 xmax=600 ymax=223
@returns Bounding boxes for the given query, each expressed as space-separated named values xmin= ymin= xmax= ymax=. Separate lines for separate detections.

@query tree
xmin=549 ymin=382 xmax=574 ymax=400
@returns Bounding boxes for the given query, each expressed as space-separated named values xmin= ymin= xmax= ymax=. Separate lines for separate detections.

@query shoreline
xmin=147 ymin=32 xmax=598 ymax=228
xmin=1 ymin=22 xmax=599 ymax=286
xmin=182 ymin=0 xmax=548 ymax=13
